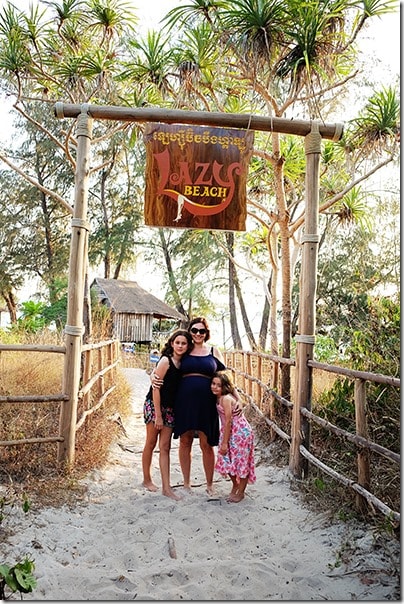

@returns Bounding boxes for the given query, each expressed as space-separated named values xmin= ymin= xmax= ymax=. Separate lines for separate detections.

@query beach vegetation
xmin=0 ymin=330 xmax=132 ymax=506
xmin=0 ymin=557 xmax=36 ymax=600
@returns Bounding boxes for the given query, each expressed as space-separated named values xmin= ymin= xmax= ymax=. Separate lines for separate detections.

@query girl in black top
xmin=142 ymin=329 xmax=193 ymax=500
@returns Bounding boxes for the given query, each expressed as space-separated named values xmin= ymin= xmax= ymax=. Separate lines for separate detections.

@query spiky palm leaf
xmin=274 ymin=0 xmax=347 ymax=95
xmin=218 ymin=0 xmax=284 ymax=67
xmin=162 ymin=0 xmax=229 ymax=31
xmin=87 ymin=0 xmax=137 ymax=42
xmin=348 ymin=86 xmax=400 ymax=153
xmin=119 ymin=30 xmax=174 ymax=93
xmin=333 ymin=187 xmax=373 ymax=230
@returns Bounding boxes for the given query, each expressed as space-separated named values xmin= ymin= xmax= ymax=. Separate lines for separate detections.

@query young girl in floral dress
xmin=211 ymin=372 xmax=256 ymax=503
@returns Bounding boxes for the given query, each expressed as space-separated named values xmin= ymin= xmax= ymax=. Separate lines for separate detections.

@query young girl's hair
xmin=213 ymin=371 xmax=234 ymax=395
xmin=160 ymin=329 xmax=193 ymax=357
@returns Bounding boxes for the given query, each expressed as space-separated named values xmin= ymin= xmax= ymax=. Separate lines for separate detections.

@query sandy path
xmin=1 ymin=367 xmax=399 ymax=601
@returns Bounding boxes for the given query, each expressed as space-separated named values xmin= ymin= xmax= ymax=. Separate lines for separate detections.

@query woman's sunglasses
xmin=190 ymin=327 xmax=207 ymax=335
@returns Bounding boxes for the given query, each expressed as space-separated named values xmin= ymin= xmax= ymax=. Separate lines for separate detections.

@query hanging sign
xmin=143 ymin=123 xmax=254 ymax=231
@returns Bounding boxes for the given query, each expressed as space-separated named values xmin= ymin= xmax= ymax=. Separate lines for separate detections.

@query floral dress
xmin=215 ymin=397 xmax=256 ymax=484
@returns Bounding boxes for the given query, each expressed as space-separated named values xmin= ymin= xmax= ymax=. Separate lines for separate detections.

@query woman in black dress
xmin=152 ymin=317 xmax=241 ymax=496
xmin=173 ymin=317 xmax=226 ymax=496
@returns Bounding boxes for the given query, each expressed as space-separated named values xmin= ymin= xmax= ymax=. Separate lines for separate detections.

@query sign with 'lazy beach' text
xmin=143 ymin=123 xmax=254 ymax=231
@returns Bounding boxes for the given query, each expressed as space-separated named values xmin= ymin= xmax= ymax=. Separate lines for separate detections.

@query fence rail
xmin=224 ymin=350 xmax=400 ymax=524
xmin=1 ymin=343 xmax=399 ymax=523
xmin=0 ymin=340 xmax=119 ymax=454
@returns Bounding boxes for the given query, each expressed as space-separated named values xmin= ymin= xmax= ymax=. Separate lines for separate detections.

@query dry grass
xmin=0 ymin=338 xmax=132 ymax=511
xmin=243 ymin=366 xmax=400 ymax=536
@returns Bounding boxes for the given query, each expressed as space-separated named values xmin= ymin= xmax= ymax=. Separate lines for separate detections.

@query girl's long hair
xmin=213 ymin=371 xmax=234 ymax=395
xmin=161 ymin=329 xmax=193 ymax=357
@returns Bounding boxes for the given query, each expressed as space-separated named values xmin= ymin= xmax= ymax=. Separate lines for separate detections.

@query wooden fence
xmin=223 ymin=350 xmax=400 ymax=524
xmin=1 ymin=343 xmax=400 ymax=523
xmin=0 ymin=340 xmax=119 ymax=462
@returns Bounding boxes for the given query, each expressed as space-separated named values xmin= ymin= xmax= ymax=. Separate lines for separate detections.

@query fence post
xmin=355 ymin=378 xmax=370 ymax=513
xmin=82 ymin=348 xmax=92 ymax=410
xmin=58 ymin=107 xmax=93 ymax=468
xmin=289 ymin=121 xmax=322 ymax=479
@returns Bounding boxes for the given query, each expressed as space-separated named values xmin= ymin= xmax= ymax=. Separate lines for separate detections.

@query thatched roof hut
xmin=91 ymin=277 xmax=186 ymax=343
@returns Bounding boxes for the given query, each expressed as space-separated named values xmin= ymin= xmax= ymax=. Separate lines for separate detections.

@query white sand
xmin=1 ymin=368 xmax=400 ymax=601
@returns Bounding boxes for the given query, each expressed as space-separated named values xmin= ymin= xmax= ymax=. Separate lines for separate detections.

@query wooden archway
xmin=54 ymin=102 xmax=344 ymax=476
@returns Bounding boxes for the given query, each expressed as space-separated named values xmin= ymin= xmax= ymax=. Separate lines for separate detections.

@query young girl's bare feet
xmin=162 ymin=488 xmax=183 ymax=501
xmin=226 ymin=487 xmax=238 ymax=502
xmin=206 ymin=484 xmax=215 ymax=496
xmin=142 ymin=481 xmax=158 ymax=492
xmin=227 ymin=492 xmax=245 ymax=503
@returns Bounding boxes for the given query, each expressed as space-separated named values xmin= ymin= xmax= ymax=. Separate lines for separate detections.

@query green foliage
xmin=15 ymin=301 xmax=47 ymax=333
xmin=318 ymin=377 xmax=355 ymax=429
xmin=313 ymin=334 xmax=340 ymax=363
xmin=0 ymin=489 xmax=35 ymax=600
xmin=347 ymin=296 xmax=400 ymax=376
xmin=0 ymin=558 xmax=36 ymax=599
xmin=347 ymin=86 xmax=400 ymax=152
xmin=314 ymin=477 xmax=325 ymax=491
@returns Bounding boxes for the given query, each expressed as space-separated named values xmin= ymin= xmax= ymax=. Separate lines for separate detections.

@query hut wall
xmin=114 ymin=313 xmax=153 ymax=343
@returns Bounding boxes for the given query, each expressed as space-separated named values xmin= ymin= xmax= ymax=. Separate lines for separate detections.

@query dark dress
xmin=143 ymin=356 xmax=181 ymax=427
xmin=173 ymin=350 xmax=226 ymax=446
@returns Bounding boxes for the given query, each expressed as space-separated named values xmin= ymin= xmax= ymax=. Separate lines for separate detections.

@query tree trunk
xmin=226 ymin=232 xmax=242 ymax=349
xmin=3 ymin=289 xmax=17 ymax=323
xmin=273 ymin=152 xmax=291 ymax=400
xmin=258 ymin=276 xmax=271 ymax=350
xmin=234 ymin=275 xmax=257 ymax=350
xmin=159 ymin=229 xmax=188 ymax=320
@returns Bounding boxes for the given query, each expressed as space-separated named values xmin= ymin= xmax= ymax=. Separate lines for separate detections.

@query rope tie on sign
xmin=295 ymin=334 xmax=316 ymax=344
xmin=305 ymin=119 xmax=322 ymax=154
xmin=64 ymin=325 xmax=85 ymax=336
xmin=71 ymin=218 xmax=91 ymax=232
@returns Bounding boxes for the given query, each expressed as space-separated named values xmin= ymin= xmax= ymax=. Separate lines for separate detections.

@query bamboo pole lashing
xmin=54 ymin=102 xmax=344 ymax=141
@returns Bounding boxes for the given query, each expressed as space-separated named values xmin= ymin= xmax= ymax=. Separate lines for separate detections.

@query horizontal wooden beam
xmin=54 ymin=102 xmax=344 ymax=141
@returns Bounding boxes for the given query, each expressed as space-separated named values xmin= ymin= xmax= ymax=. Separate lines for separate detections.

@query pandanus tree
xmin=154 ymin=0 xmax=399 ymax=397
xmin=0 ymin=0 xmax=399 ymax=376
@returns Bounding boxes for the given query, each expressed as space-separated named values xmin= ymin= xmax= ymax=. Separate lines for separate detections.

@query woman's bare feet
xmin=142 ymin=480 xmax=158 ymax=492
xmin=162 ymin=488 xmax=182 ymax=501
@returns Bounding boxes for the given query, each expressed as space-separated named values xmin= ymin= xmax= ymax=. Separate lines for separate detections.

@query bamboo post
xmin=82 ymin=348 xmax=92 ymax=410
xmin=355 ymin=378 xmax=370 ymax=513
xmin=289 ymin=121 xmax=322 ymax=479
xmin=58 ymin=107 xmax=93 ymax=468
xmin=268 ymin=360 xmax=278 ymax=440
xmin=242 ymin=352 xmax=247 ymax=392
xmin=257 ymin=354 xmax=263 ymax=408
xmin=98 ymin=347 xmax=104 ymax=398
xmin=246 ymin=353 xmax=253 ymax=397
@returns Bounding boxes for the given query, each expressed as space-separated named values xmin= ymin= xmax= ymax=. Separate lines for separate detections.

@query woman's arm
xmin=212 ymin=346 xmax=224 ymax=363
xmin=219 ymin=395 xmax=233 ymax=456
xmin=152 ymin=357 xmax=169 ymax=430
xmin=150 ymin=368 xmax=164 ymax=389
